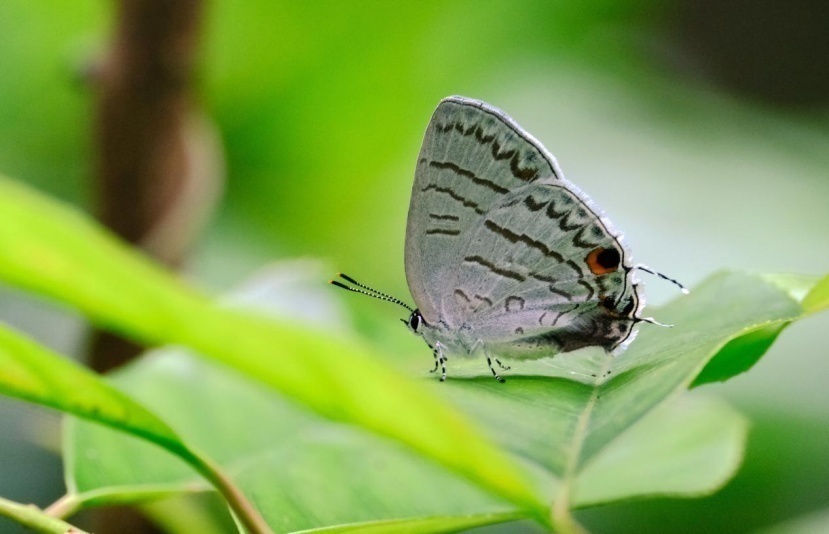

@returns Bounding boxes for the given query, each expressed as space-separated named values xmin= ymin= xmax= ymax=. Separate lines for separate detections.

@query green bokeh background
xmin=0 ymin=1 xmax=827 ymax=532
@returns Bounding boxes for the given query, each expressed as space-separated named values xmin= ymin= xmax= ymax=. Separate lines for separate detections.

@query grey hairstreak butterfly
xmin=333 ymin=96 xmax=686 ymax=382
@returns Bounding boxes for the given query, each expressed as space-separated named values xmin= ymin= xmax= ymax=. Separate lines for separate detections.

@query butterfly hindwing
xmin=445 ymin=182 xmax=639 ymax=353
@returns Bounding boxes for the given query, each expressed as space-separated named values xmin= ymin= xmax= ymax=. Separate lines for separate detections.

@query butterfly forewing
xmin=405 ymin=96 xmax=563 ymax=324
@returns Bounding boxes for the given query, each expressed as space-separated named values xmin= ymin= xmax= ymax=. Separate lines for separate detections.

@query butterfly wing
xmin=405 ymin=96 xmax=563 ymax=324
xmin=449 ymin=182 xmax=642 ymax=356
xmin=405 ymin=96 xmax=641 ymax=357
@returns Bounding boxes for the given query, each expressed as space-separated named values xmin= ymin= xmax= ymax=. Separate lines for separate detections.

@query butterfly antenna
xmin=634 ymin=265 xmax=690 ymax=294
xmin=634 ymin=316 xmax=674 ymax=328
xmin=329 ymin=273 xmax=415 ymax=312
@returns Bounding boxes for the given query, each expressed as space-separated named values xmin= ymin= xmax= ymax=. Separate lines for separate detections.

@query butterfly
xmin=332 ymin=96 xmax=686 ymax=382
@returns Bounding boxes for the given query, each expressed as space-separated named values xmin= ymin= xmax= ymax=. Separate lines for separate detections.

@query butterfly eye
xmin=408 ymin=311 xmax=423 ymax=332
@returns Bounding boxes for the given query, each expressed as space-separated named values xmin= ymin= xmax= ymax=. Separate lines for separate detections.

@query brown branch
xmin=94 ymin=0 xmax=206 ymax=256
xmin=87 ymin=0 xmax=222 ymax=530
xmin=89 ymin=0 xmax=222 ymax=374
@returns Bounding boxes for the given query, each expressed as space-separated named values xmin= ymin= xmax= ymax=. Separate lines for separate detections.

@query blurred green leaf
xmin=802 ymin=273 xmax=829 ymax=314
xmin=693 ymin=272 xmax=824 ymax=387
xmin=294 ymin=513 xmax=527 ymax=534
xmin=0 ymin=176 xmax=544 ymax=519
xmin=0 ymin=325 xmax=182 ymax=453
xmin=141 ymin=493 xmax=237 ymax=534
xmin=758 ymin=507 xmax=829 ymax=534
xmin=65 ymin=348 xmax=520 ymax=532
xmin=0 ymin=324 xmax=267 ymax=533
xmin=691 ymin=323 xmax=788 ymax=387
xmin=574 ymin=395 xmax=747 ymax=505
xmin=760 ymin=273 xmax=819 ymax=304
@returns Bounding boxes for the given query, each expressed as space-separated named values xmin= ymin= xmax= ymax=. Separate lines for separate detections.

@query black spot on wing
xmin=597 ymin=248 xmax=621 ymax=269
xmin=602 ymin=296 xmax=616 ymax=310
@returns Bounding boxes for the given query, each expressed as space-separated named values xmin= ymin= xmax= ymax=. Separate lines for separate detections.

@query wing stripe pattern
xmin=463 ymin=255 xmax=526 ymax=282
xmin=437 ymin=121 xmax=548 ymax=182
xmin=405 ymin=96 xmax=641 ymax=357
xmin=419 ymin=184 xmax=485 ymax=215
xmin=428 ymin=161 xmax=510 ymax=195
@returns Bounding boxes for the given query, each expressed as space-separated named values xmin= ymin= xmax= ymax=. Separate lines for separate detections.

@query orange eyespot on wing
xmin=586 ymin=247 xmax=620 ymax=275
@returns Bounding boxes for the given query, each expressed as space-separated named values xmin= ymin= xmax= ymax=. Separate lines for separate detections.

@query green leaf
xmin=72 ymin=346 xmax=742 ymax=532
xmin=65 ymin=348 xmax=521 ymax=533
xmin=574 ymin=394 xmax=747 ymax=505
xmin=434 ymin=271 xmax=802 ymax=525
xmin=63 ymin=271 xmax=792 ymax=532
xmin=0 ymin=325 xmax=182 ymax=453
xmin=759 ymin=273 xmax=819 ymax=304
xmin=693 ymin=272 xmax=825 ymax=387
xmin=2 ymin=177 xmax=824 ymax=531
xmin=292 ymin=512 xmax=527 ymax=534
xmin=691 ymin=323 xmax=788 ymax=387
xmin=0 ymin=177 xmax=544 ymax=518
xmin=758 ymin=508 xmax=829 ymax=534
xmin=802 ymin=273 xmax=829 ymax=314
xmin=0 ymin=324 xmax=268 ymax=533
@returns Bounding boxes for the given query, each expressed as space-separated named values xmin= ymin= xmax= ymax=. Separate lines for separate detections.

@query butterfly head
xmin=403 ymin=309 xmax=425 ymax=335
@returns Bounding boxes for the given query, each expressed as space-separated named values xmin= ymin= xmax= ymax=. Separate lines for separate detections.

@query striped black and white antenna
xmin=329 ymin=273 xmax=414 ymax=313
xmin=635 ymin=264 xmax=689 ymax=294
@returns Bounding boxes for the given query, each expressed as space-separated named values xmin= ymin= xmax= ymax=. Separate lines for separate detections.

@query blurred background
xmin=0 ymin=1 xmax=828 ymax=532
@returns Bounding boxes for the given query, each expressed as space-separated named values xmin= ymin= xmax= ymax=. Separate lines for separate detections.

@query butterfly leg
xmin=468 ymin=339 xmax=506 ymax=382
xmin=428 ymin=342 xmax=448 ymax=382
xmin=471 ymin=340 xmax=505 ymax=383
xmin=486 ymin=353 xmax=506 ymax=383
xmin=494 ymin=358 xmax=511 ymax=371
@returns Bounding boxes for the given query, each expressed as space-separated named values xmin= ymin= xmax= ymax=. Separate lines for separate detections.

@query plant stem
xmin=0 ymin=496 xmax=90 ymax=534
xmin=550 ymin=354 xmax=613 ymax=534
xmin=184 ymin=450 xmax=273 ymax=534
xmin=551 ymin=493 xmax=589 ymax=534
xmin=43 ymin=494 xmax=80 ymax=519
